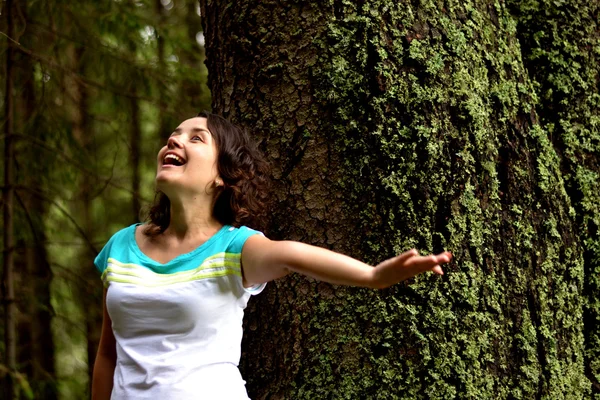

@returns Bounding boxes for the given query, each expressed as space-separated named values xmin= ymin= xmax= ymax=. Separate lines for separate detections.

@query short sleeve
xmin=94 ymin=239 xmax=112 ymax=275
xmin=229 ymin=226 xmax=266 ymax=295
xmin=93 ymin=225 xmax=131 ymax=276
xmin=244 ymin=282 xmax=266 ymax=295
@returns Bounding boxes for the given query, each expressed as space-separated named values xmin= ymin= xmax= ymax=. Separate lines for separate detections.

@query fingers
xmin=388 ymin=250 xmax=452 ymax=275
xmin=435 ymin=251 xmax=452 ymax=264
xmin=394 ymin=250 xmax=452 ymax=266
xmin=374 ymin=249 xmax=451 ymax=286
xmin=430 ymin=252 xmax=452 ymax=275
xmin=409 ymin=254 xmax=438 ymax=268
xmin=406 ymin=251 xmax=452 ymax=273
xmin=391 ymin=248 xmax=419 ymax=265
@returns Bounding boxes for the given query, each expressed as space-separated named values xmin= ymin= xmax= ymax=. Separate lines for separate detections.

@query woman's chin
xmin=155 ymin=176 xmax=177 ymax=193
xmin=155 ymin=179 xmax=197 ymax=198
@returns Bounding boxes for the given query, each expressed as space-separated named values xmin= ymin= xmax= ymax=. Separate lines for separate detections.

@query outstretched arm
xmin=241 ymin=235 xmax=452 ymax=289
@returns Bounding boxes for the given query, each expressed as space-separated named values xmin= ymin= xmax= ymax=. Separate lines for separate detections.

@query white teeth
xmin=164 ymin=154 xmax=184 ymax=164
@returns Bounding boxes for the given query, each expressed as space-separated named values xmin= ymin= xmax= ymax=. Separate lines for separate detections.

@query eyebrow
xmin=172 ymin=127 xmax=212 ymax=136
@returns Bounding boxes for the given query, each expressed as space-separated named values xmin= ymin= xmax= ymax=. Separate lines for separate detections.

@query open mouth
xmin=163 ymin=153 xmax=186 ymax=166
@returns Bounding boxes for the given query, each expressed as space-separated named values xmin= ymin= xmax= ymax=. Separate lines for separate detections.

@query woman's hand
xmin=371 ymin=249 xmax=452 ymax=289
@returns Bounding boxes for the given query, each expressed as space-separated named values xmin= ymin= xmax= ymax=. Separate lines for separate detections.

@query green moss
xmin=215 ymin=0 xmax=596 ymax=398
xmin=297 ymin=0 xmax=589 ymax=397
xmin=507 ymin=0 xmax=600 ymax=394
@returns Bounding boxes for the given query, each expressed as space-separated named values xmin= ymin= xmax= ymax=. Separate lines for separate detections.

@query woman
xmin=91 ymin=112 xmax=452 ymax=400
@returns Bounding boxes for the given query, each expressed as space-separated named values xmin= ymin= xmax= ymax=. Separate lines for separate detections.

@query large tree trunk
xmin=201 ymin=0 xmax=591 ymax=398
xmin=505 ymin=0 xmax=600 ymax=393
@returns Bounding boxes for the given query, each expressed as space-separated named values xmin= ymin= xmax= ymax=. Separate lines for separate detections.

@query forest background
xmin=1 ymin=0 xmax=599 ymax=399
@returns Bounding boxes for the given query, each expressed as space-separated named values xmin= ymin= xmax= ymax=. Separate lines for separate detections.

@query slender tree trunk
xmin=182 ymin=0 xmax=204 ymax=113
xmin=2 ymin=0 xmax=17 ymax=397
xmin=125 ymin=12 xmax=142 ymax=222
xmin=155 ymin=0 xmax=171 ymax=144
xmin=25 ymin=240 xmax=56 ymax=399
xmin=201 ymin=0 xmax=590 ymax=398
xmin=130 ymin=96 xmax=142 ymax=221
xmin=65 ymin=42 xmax=101 ymax=395
xmin=14 ymin=2 xmax=57 ymax=396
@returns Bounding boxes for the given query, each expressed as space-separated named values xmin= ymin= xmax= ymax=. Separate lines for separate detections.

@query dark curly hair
xmin=143 ymin=112 xmax=271 ymax=236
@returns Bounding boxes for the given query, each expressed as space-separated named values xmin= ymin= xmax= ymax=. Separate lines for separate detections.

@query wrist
xmin=368 ymin=266 xmax=384 ymax=290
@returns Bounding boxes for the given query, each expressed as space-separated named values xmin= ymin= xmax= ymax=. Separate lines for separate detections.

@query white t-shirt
xmin=94 ymin=224 xmax=265 ymax=400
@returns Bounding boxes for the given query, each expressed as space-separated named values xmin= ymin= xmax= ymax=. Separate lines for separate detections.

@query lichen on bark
xmin=505 ymin=0 xmax=600 ymax=394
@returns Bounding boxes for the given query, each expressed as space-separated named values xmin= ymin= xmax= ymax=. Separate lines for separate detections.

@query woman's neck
xmin=165 ymin=195 xmax=222 ymax=241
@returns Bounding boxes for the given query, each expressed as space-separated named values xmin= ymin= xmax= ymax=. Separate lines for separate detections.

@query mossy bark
xmin=200 ymin=0 xmax=595 ymax=398
xmin=506 ymin=0 xmax=600 ymax=394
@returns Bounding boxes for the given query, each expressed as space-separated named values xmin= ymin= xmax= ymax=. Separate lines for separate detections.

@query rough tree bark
xmin=505 ymin=1 xmax=600 ymax=393
xmin=200 ymin=0 xmax=593 ymax=398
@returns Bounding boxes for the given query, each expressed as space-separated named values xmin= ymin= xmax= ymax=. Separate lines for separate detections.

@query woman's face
xmin=156 ymin=117 xmax=220 ymax=197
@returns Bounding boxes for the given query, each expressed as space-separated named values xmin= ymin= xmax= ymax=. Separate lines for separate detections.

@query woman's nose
xmin=167 ymin=135 xmax=183 ymax=149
